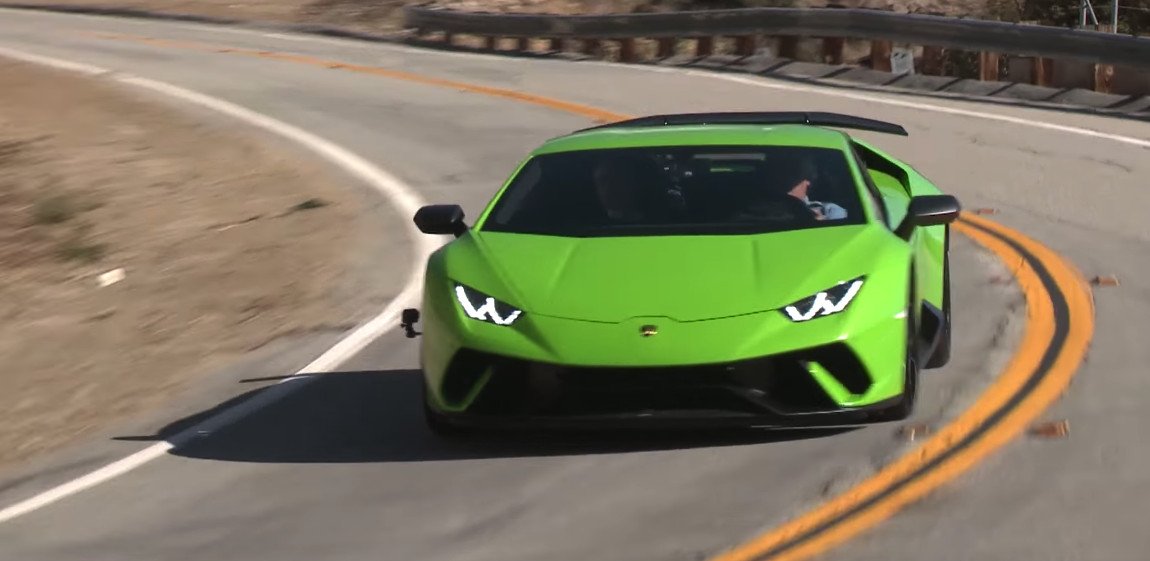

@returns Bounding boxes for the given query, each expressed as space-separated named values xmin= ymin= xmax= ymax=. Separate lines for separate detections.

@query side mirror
xmin=414 ymin=204 xmax=467 ymax=237
xmin=895 ymin=195 xmax=961 ymax=240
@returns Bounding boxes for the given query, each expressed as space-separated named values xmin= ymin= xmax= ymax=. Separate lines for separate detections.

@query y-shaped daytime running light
xmin=783 ymin=277 xmax=865 ymax=322
xmin=454 ymin=284 xmax=523 ymax=326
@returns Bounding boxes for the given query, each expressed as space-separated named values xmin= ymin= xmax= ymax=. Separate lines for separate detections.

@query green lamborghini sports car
xmin=405 ymin=111 xmax=960 ymax=433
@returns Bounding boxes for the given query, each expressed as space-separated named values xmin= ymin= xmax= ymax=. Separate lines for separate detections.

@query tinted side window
xmin=849 ymin=143 xmax=890 ymax=227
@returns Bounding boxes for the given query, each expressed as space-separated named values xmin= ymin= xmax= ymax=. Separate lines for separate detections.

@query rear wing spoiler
xmin=574 ymin=111 xmax=909 ymax=137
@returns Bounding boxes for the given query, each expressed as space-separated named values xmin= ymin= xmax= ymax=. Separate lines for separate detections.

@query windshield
xmin=481 ymin=145 xmax=867 ymax=237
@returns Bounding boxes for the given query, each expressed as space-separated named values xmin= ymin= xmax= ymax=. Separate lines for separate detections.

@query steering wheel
xmin=734 ymin=194 xmax=820 ymax=224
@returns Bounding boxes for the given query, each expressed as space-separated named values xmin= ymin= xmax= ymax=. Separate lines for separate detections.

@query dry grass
xmin=0 ymin=58 xmax=379 ymax=473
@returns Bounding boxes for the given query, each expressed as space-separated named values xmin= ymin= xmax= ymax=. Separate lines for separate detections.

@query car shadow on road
xmin=113 ymin=369 xmax=858 ymax=463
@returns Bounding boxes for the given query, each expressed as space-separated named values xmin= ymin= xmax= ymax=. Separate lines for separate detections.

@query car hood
xmin=470 ymin=225 xmax=890 ymax=324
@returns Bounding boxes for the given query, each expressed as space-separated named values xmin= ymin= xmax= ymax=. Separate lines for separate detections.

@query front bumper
xmin=419 ymin=282 xmax=909 ymax=427
xmin=426 ymin=345 xmax=905 ymax=429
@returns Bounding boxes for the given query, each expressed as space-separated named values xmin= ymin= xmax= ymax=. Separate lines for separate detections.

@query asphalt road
xmin=0 ymin=9 xmax=1148 ymax=561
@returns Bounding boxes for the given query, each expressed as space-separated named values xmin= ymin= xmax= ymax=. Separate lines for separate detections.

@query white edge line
xmin=560 ymin=58 xmax=1150 ymax=149
xmin=0 ymin=46 xmax=443 ymax=524
xmin=0 ymin=45 xmax=108 ymax=74
xmin=675 ymin=69 xmax=1150 ymax=149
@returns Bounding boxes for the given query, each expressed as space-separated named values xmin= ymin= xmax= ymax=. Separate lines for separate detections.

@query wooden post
xmin=696 ymin=36 xmax=714 ymax=57
xmin=516 ymin=37 xmax=530 ymax=52
xmin=1094 ymin=24 xmax=1115 ymax=93
xmin=734 ymin=35 xmax=756 ymax=57
xmin=548 ymin=38 xmax=563 ymax=52
xmin=657 ymin=37 xmax=677 ymax=58
xmin=619 ymin=38 xmax=637 ymax=62
xmin=1094 ymin=63 xmax=1115 ymax=93
xmin=444 ymin=32 xmax=455 ymax=46
xmin=1013 ymin=21 xmax=1051 ymax=86
xmin=822 ymin=37 xmax=845 ymax=65
xmin=870 ymin=40 xmax=892 ymax=72
xmin=1032 ymin=57 xmax=1053 ymax=86
xmin=979 ymin=52 xmax=1000 ymax=81
xmin=484 ymin=36 xmax=498 ymax=50
xmin=778 ymin=36 xmax=799 ymax=59
xmin=580 ymin=38 xmax=599 ymax=56
xmin=921 ymin=46 xmax=944 ymax=75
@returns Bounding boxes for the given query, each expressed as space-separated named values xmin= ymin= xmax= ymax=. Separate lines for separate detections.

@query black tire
xmin=926 ymin=228 xmax=952 ymax=369
xmin=422 ymin=384 xmax=470 ymax=438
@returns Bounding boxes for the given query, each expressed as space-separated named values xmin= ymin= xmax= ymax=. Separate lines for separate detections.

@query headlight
xmin=782 ymin=277 xmax=865 ymax=322
xmin=453 ymin=283 xmax=523 ymax=326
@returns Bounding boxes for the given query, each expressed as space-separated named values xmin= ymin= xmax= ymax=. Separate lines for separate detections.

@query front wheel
xmin=422 ymin=383 xmax=471 ymax=438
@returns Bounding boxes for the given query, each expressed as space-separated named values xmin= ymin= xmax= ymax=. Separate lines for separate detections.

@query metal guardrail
xmin=404 ymin=4 xmax=1150 ymax=74
xmin=404 ymin=4 xmax=1150 ymax=66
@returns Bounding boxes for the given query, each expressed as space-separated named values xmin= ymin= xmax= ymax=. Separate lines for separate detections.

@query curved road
xmin=0 ymin=9 xmax=1147 ymax=561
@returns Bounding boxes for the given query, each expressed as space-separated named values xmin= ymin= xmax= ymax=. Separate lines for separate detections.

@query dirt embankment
xmin=0 ymin=58 xmax=383 ymax=472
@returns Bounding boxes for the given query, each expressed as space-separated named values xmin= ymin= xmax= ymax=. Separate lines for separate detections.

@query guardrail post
xmin=619 ymin=38 xmax=637 ymax=62
xmin=548 ymin=38 xmax=563 ymax=52
xmin=1094 ymin=63 xmax=1115 ymax=93
xmin=484 ymin=36 xmax=498 ymax=50
xmin=778 ymin=36 xmax=799 ymax=59
xmin=517 ymin=37 xmax=530 ymax=52
xmin=657 ymin=37 xmax=677 ymax=58
xmin=822 ymin=2 xmax=846 ymax=64
xmin=443 ymin=31 xmax=455 ymax=46
xmin=822 ymin=37 xmax=845 ymax=65
xmin=696 ymin=36 xmax=714 ymax=57
xmin=1032 ymin=57 xmax=1053 ymax=86
xmin=580 ymin=38 xmax=600 ymax=56
xmin=1094 ymin=24 xmax=1116 ymax=93
xmin=870 ymin=40 xmax=892 ymax=72
xmin=921 ymin=46 xmax=944 ymax=75
xmin=735 ymin=36 xmax=756 ymax=57
xmin=979 ymin=52 xmax=1000 ymax=80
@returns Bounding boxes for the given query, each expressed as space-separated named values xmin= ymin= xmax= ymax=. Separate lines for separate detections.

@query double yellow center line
xmin=714 ymin=212 xmax=1092 ymax=561
xmin=87 ymin=31 xmax=1095 ymax=561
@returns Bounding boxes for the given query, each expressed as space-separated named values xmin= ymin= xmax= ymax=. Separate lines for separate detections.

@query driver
xmin=775 ymin=154 xmax=848 ymax=221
